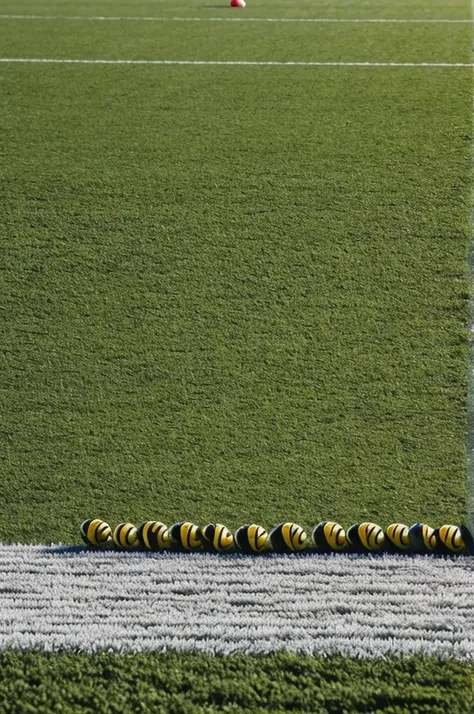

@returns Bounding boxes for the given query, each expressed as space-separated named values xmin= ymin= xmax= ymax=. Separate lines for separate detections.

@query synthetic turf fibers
xmin=1 ymin=545 xmax=474 ymax=659
xmin=0 ymin=0 xmax=472 ymax=710
xmin=0 ymin=651 xmax=472 ymax=714
xmin=0 ymin=0 xmax=470 ymax=21
xmin=0 ymin=12 xmax=471 ymax=543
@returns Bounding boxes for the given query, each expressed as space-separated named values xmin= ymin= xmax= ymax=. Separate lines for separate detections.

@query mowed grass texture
xmin=0 ymin=651 xmax=473 ymax=714
xmin=0 ymin=20 xmax=471 ymax=63
xmin=1 ymin=2 xmax=473 ymax=712
xmin=0 ymin=0 xmax=472 ymax=544
xmin=0 ymin=0 xmax=470 ymax=21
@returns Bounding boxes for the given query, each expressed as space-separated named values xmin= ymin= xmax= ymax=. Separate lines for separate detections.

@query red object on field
xmin=230 ymin=0 xmax=246 ymax=6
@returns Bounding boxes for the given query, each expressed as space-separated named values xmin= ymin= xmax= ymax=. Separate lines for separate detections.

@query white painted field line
xmin=1 ymin=546 xmax=474 ymax=658
xmin=0 ymin=15 xmax=471 ymax=23
xmin=0 ymin=58 xmax=473 ymax=67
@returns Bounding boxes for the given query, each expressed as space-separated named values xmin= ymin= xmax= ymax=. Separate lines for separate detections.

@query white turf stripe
xmin=1 ymin=545 xmax=474 ymax=658
xmin=0 ymin=15 xmax=471 ymax=23
xmin=0 ymin=58 xmax=472 ymax=68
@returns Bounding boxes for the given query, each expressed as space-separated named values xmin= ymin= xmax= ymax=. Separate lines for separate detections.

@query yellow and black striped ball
xmin=435 ymin=525 xmax=466 ymax=554
xmin=170 ymin=522 xmax=203 ymax=550
xmin=80 ymin=518 xmax=112 ymax=547
xmin=200 ymin=523 xmax=234 ymax=552
xmin=234 ymin=524 xmax=270 ymax=553
xmin=113 ymin=522 xmax=140 ymax=550
xmin=270 ymin=522 xmax=307 ymax=553
xmin=408 ymin=523 xmax=437 ymax=553
xmin=347 ymin=522 xmax=385 ymax=552
xmin=138 ymin=521 xmax=171 ymax=550
xmin=312 ymin=522 xmax=348 ymax=552
xmin=385 ymin=523 xmax=410 ymax=551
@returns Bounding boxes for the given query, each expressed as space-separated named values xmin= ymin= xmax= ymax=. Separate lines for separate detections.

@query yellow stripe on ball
xmin=250 ymin=524 xmax=269 ymax=552
xmin=170 ymin=522 xmax=202 ymax=550
xmin=271 ymin=522 xmax=307 ymax=553
xmin=80 ymin=519 xmax=112 ymax=547
xmin=438 ymin=525 xmax=465 ymax=553
xmin=361 ymin=523 xmax=384 ymax=550
xmin=385 ymin=523 xmax=410 ymax=550
xmin=201 ymin=524 xmax=234 ymax=552
xmin=313 ymin=522 xmax=347 ymax=551
xmin=113 ymin=522 xmax=139 ymax=549
xmin=235 ymin=524 xmax=269 ymax=553
xmin=286 ymin=523 xmax=307 ymax=551
xmin=139 ymin=521 xmax=171 ymax=550
xmin=347 ymin=522 xmax=385 ymax=551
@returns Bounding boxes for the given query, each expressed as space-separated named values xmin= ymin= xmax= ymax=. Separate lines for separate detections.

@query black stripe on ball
xmin=234 ymin=525 xmax=250 ymax=552
xmin=460 ymin=526 xmax=474 ymax=554
xmin=80 ymin=519 xmax=93 ymax=545
xmin=114 ymin=523 xmax=126 ymax=548
xmin=408 ymin=523 xmax=436 ymax=553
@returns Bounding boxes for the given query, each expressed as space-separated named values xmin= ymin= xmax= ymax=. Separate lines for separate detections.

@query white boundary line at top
xmin=0 ymin=58 xmax=472 ymax=67
xmin=0 ymin=15 xmax=471 ymax=24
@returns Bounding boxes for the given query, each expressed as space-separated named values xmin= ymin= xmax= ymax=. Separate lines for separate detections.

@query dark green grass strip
xmin=0 ymin=651 xmax=472 ymax=714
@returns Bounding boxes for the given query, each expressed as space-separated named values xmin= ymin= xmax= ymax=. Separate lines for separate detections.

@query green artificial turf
xmin=0 ymin=651 xmax=472 ymax=714
xmin=0 ymin=20 xmax=471 ymax=63
xmin=0 ymin=0 xmax=472 ymax=543
xmin=0 ymin=2 xmax=473 ymax=712
xmin=0 ymin=0 xmax=470 ymax=21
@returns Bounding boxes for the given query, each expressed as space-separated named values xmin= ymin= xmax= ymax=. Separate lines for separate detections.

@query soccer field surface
xmin=0 ymin=0 xmax=472 ymax=545
xmin=1 ymin=0 xmax=473 ymax=710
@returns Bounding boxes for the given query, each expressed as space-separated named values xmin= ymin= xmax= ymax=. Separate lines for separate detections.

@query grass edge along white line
xmin=1 ymin=545 xmax=474 ymax=659
xmin=0 ymin=15 xmax=471 ymax=23
xmin=0 ymin=59 xmax=473 ymax=67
